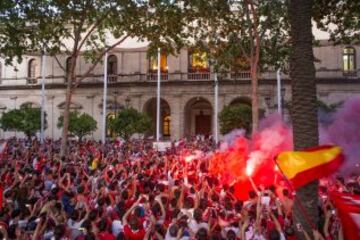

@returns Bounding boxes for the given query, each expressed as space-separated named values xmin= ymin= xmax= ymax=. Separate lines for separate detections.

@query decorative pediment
xmin=98 ymin=100 xmax=124 ymax=111
xmin=20 ymin=102 xmax=41 ymax=109
xmin=0 ymin=103 xmax=7 ymax=110
xmin=57 ymin=101 xmax=83 ymax=110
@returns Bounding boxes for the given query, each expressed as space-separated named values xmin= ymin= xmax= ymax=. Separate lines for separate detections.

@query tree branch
xmin=53 ymin=54 xmax=66 ymax=73
xmin=73 ymin=34 xmax=129 ymax=87
xmin=77 ymin=9 xmax=112 ymax=54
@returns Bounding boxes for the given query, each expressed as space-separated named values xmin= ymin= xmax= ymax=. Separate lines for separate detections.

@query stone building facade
xmin=0 ymin=42 xmax=359 ymax=140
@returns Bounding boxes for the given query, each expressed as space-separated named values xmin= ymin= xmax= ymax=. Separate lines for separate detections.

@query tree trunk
xmin=251 ymin=65 xmax=259 ymax=132
xmin=289 ymin=0 xmax=319 ymax=238
xmin=60 ymin=56 xmax=76 ymax=157
xmin=60 ymin=80 xmax=73 ymax=157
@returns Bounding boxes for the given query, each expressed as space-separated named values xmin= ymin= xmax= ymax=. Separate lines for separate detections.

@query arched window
xmin=107 ymin=55 xmax=118 ymax=82
xmin=188 ymin=50 xmax=209 ymax=72
xmin=343 ymin=47 xmax=356 ymax=74
xmin=27 ymin=58 xmax=37 ymax=84
xmin=149 ymin=53 xmax=168 ymax=73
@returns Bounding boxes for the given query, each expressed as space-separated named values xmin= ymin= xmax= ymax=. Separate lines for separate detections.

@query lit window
xmin=343 ymin=47 xmax=356 ymax=72
xmin=150 ymin=54 xmax=168 ymax=72
xmin=163 ymin=115 xmax=171 ymax=136
xmin=189 ymin=50 xmax=209 ymax=72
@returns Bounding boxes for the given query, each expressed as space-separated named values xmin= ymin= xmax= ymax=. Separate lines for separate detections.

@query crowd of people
xmin=0 ymin=138 xmax=358 ymax=240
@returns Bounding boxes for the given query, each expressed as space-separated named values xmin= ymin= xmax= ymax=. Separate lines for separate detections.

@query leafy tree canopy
xmin=0 ymin=107 xmax=45 ymax=137
xmin=219 ymin=104 xmax=252 ymax=135
xmin=179 ymin=0 xmax=290 ymax=72
xmin=314 ymin=0 xmax=360 ymax=44
xmin=109 ymin=108 xmax=152 ymax=139
xmin=57 ymin=111 xmax=97 ymax=141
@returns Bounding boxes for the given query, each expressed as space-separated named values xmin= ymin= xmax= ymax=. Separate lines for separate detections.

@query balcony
xmin=230 ymin=71 xmax=251 ymax=80
xmin=26 ymin=78 xmax=38 ymax=85
xmin=343 ymin=71 xmax=357 ymax=77
xmin=147 ymin=73 xmax=169 ymax=81
xmin=187 ymin=72 xmax=210 ymax=80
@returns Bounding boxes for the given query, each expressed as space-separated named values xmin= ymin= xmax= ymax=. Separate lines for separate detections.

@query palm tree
xmin=289 ymin=0 xmax=319 ymax=238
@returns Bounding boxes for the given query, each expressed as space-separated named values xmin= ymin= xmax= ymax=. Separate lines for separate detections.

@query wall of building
xmin=0 ymin=43 xmax=359 ymax=140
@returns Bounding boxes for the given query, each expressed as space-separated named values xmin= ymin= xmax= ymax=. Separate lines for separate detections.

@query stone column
xmin=170 ymin=94 xmax=183 ymax=140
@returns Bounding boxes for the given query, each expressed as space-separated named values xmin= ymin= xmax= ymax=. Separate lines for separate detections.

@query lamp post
xmin=10 ymin=96 xmax=18 ymax=138
xmin=125 ymin=97 xmax=131 ymax=108
xmin=113 ymin=90 xmax=119 ymax=114
xmin=10 ymin=96 xmax=18 ymax=109
xmin=265 ymin=96 xmax=271 ymax=115
xmin=281 ymin=87 xmax=286 ymax=117
xmin=86 ymin=95 xmax=95 ymax=139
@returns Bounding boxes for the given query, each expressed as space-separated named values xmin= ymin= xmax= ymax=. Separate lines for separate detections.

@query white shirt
xmin=188 ymin=220 xmax=209 ymax=234
xmin=112 ymin=220 xmax=123 ymax=237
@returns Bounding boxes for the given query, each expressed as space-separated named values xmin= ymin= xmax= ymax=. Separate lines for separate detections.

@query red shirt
xmin=97 ymin=231 xmax=116 ymax=240
xmin=123 ymin=225 xmax=146 ymax=240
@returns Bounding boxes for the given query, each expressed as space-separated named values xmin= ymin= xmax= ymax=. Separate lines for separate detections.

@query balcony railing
xmin=27 ymin=78 xmax=38 ymax=85
xmin=147 ymin=73 xmax=169 ymax=81
xmin=188 ymin=72 xmax=210 ymax=80
xmin=230 ymin=71 xmax=251 ymax=80
xmin=343 ymin=71 xmax=357 ymax=77
xmin=0 ymin=69 xmax=358 ymax=88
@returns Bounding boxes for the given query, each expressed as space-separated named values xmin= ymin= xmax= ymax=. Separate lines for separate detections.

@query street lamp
xmin=265 ymin=96 xmax=271 ymax=110
xmin=281 ymin=87 xmax=286 ymax=116
xmin=125 ymin=97 xmax=131 ymax=108
xmin=10 ymin=96 xmax=18 ymax=138
xmin=10 ymin=96 xmax=18 ymax=109
xmin=112 ymin=90 xmax=119 ymax=114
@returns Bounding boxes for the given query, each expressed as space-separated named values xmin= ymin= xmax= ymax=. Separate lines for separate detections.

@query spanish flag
xmin=276 ymin=145 xmax=344 ymax=189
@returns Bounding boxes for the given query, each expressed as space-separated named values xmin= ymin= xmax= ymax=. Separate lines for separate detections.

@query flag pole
xmin=214 ymin=72 xmax=219 ymax=144
xmin=40 ymin=53 xmax=46 ymax=145
xmin=273 ymin=156 xmax=317 ymax=230
xmin=101 ymin=52 xmax=108 ymax=144
xmin=156 ymin=47 xmax=161 ymax=142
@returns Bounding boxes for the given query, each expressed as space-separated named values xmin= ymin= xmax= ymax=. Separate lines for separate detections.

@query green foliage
xmin=0 ymin=0 xmax=187 ymax=69
xmin=317 ymin=100 xmax=343 ymax=113
xmin=182 ymin=0 xmax=290 ymax=72
xmin=219 ymin=104 xmax=252 ymax=135
xmin=0 ymin=107 xmax=45 ymax=137
xmin=57 ymin=111 xmax=97 ymax=140
xmin=314 ymin=0 xmax=360 ymax=44
xmin=109 ymin=108 xmax=152 ymax=139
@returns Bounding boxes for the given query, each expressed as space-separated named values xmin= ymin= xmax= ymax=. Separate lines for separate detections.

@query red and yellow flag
xmin=276 ymin=145 xmax=344 ymax=189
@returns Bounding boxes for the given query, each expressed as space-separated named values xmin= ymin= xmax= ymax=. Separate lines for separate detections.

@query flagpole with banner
xmin=274 ymin=145 xmax=345 ymax=232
